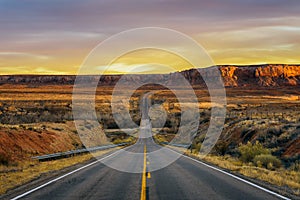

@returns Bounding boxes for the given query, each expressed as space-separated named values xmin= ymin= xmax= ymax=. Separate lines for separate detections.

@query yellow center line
xmin=147 ymin=171 xmax=151 ymax=179
xmin=140 ymin=145 xmax=147 ymax=200
xmin=147 ymin=161 xmax=151 ymax=179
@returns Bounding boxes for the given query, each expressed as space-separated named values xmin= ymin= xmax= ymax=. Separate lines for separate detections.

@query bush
xmin=253 ymin=154 xmax=281 ymax=169
xmin=267 ymin=127 xmax=282 ymax=136
xmin=112 ymin=136 xmax=136 ymax=145
xmin=289 ymin=160 xmax=300 ymax=171
xmin=214 ymin=141 xmax=229 ymax=156
xmin=0 ymin=153 xmax=10 ymax=166
xmin=191 ymin=142 xmax=201 ymax=154
xmin=238 ymin=141 xmax=270 ymax=163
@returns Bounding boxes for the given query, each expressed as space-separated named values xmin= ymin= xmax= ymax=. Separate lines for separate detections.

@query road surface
xmin=11 ymin=137 xmax=286 ymax=200
xmin=10 ymin=93 xmax=287 ymax=200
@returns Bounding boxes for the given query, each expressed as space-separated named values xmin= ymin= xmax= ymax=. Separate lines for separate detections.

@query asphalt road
xmin=11 ymin=137 xmax=286 ymax=200
xmin=10 ymin=93 xmax=287 ymax=200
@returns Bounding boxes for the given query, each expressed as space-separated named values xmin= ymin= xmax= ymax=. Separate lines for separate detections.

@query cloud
xmin=95 ymin=63 xmax=176 ymax=74
xmin=0 ymin=52 xmax=50 ymax=60
xmin=196 ymin=23 xmax=300 ymax=64
xmin=0 ymin=0 xmax=300 ymax=73
xmin=0 ymin=65 xmax=75 ymax=75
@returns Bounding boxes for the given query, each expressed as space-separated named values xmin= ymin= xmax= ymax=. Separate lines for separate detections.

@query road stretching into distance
xmin=10 ymin=93 xmax=288 ymax=200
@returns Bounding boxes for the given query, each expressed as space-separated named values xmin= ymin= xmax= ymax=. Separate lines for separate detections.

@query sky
xmin=0 ymin=0 xmax=300 ymax=74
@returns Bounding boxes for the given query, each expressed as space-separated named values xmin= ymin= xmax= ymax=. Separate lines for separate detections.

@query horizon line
xmin=1 ymin=63 xmax=299 ymax=76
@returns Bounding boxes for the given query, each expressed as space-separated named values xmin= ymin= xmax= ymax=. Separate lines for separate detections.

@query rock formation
xmin=1 ymin=64 xmax=299 ymax=87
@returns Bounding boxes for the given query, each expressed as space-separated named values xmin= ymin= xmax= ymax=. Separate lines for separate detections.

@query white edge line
xmin=11 ymin=147 xmax=129 ymax=200
xmin=11 ymin=145 xmax=291 ymax=200
xmin=168 ymin=147 xmax=290 ymax=200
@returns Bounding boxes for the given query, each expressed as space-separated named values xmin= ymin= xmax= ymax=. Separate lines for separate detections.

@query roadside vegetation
xmin=111 ymin=135 xmax=137 ymax=145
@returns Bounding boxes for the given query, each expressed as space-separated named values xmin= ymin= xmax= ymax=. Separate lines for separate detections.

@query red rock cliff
xmin=216 ymin=64 xmax=300 ymax=87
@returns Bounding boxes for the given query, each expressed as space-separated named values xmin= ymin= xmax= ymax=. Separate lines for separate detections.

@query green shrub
xmin=238 ymin=141 xmax=270 ymax=163
xmin=253 ymin=154 xmax=281 ymax=169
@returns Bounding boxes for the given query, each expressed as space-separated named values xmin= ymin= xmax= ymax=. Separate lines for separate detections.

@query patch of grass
xmin=239 ymin=166 xmax=300 ymax=189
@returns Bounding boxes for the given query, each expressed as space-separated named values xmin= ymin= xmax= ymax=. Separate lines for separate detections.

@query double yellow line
xmin=140 ymin=145 xmax=148 ymax=200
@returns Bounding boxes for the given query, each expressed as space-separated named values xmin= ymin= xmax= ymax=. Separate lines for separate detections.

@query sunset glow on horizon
xmin=0 ymin=0 xmax=300 ymax=75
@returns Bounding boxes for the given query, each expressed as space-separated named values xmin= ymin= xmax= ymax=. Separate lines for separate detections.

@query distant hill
xmin=1 ymin=64 xmax=300 ymax=87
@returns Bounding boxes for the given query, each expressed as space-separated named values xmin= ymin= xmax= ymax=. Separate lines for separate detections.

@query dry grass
xmin=0 ymin=149 xmax=115 ymax=195
xmin=239 ymin=167 xmax=300 ymax=194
